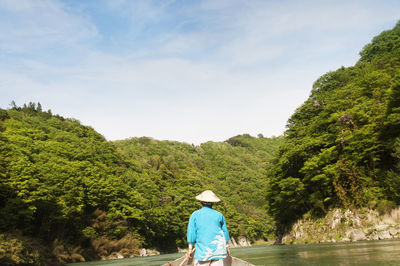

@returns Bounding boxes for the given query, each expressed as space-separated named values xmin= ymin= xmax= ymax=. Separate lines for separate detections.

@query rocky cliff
xmin=282 ymin=207 xmax=400 ymax=244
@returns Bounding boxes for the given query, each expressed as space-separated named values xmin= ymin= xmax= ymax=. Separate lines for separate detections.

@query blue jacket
xmin=187 ymin=206 xmax=230 ymax=261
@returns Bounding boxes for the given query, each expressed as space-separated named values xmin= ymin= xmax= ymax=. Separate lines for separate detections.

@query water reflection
xmin=296 ymin=240 xmax=400 ymax=263
xmin=70 ymin=239 xmax=400 ymax=266
xmin=230 ymin=239 xmax=400 ymax=266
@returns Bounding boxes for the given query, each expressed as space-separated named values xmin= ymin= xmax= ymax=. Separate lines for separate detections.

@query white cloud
xmin=0 ymin=0 xmax=98 ymax=53
xmin=102 ymin=0 xmax=400 ymax=69
xmin=0 ymin=50 xmax=318 ymax=144
xmin=0 ymin=0 xmax=399 ymax=144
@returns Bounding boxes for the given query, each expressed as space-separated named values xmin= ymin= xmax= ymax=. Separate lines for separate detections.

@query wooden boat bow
xmin=163 ymin=255 xmax=255 ymax=266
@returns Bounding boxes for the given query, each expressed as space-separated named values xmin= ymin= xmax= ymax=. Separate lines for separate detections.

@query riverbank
xmin=3 ymin=207 xmax=399 ymax=265
xmin=282 ymin=207 xmax=400 ymax=244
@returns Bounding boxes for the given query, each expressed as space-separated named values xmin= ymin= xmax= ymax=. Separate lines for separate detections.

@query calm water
xmin=69 ymin=239 xmax=400 ymax=266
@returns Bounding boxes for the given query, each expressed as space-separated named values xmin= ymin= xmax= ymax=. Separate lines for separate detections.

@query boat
xmin=163 ymin=255 xmax=255 ymax=266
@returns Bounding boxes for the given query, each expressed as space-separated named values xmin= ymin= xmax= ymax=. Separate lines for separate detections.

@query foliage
xmin=113 ymin=134 xmax=283 ymax=248
xmin=0 ymin=103 xmax=145 ymax=263
xmin=0 ymin=232 xmax=55 ymax=266
xmin=0 ymin=103 xmax=282 ymax=262
xmin=266 ymin=21 xmax=400 ymax=235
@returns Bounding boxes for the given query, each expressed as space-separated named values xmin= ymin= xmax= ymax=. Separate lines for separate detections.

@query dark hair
xmin=201 ymin=201 xmax=213 ymax=206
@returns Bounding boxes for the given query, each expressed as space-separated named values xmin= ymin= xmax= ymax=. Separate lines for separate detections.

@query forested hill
xmin=266 ymin=21 xmax=400 ymax=235
xmin=0 ymin=103 xmax=147 ymax=264
xmin=0 ymin=103 xmax=283 ymax=264
xmin=113 ymin=135 xmax=283 ymax=246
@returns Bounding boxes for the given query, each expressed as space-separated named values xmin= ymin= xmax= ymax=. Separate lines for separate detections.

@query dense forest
xmin=0 ymin=102 xmax=282 ymax=264
xmin=113 ymin=135 xmax=282 ymax=248
xmin=1 ymin=21 xmax=399 ymax=265
xmin=266 ymin=21 xmax=400 ymax=236
xmin=0 ymin=103 xmax=146 ymax=264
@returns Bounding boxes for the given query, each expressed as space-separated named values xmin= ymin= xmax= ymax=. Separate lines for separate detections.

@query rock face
xmin=229 ymin=237 xmax=238 ymax=248
xmin=104 ymin=252 xmax=124 ymax=260
xmin=375 ymin=224 xmax=390 ymax=231
xmin=389 ymin=228 xmax=399 ymax=236
xmin=238 ymin=236 xmax=251 ymax=247
xmin=369 ymin=232 xmax=379 ymax=241
xmin=348 ymin=229 xmax=366 ymax=241
xmin=229 ymin=236 xmax=251 ymax=248
xmin=331 ymin=209 xmax=342 ymax=229
xmin=139 ymin=248 xmax=147 ymax=257
xmin=139 ymin=248 xmax=160 ymax=257
xmin=344 ymin=222 xmax=399 ymax=242
xmin=282 ymin=207 xmax=400 ymax=245
xmin=377 ymin=231 xmax=392 ymax=240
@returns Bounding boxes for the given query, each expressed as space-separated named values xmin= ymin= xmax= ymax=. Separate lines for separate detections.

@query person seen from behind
xmin=186 ymin=190 xmax=231 ymax=265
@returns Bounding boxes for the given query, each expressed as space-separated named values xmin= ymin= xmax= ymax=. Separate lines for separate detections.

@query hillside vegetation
xmin=0 ymin=103 xmax=146 ymax=264
xmin=113 ymin=135 xmax=283 ymax=248
xmin=0 ymin=103 xmax=282 ymax=264
xmin=266 ymin=21 xmax=400 ymax=236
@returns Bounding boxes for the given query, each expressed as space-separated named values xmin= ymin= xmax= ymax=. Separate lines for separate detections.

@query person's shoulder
xmin=194 ymin=209 xmax=202 ymax=214
xmin=190 ymin=209 xmax=202 ymax=216
xmin=210 ymin=208 xmax=224 ymax=216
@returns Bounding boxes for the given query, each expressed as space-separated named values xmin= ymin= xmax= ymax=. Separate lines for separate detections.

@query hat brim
xmin=195 ymin=195 xmax=221 ymax=202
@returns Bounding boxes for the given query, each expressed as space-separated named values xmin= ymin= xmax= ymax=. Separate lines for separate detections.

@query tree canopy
xmin=266 ymin=21 xmax=400 ymax=234
xmin=0 ymin=103 xmax=282 ymax=263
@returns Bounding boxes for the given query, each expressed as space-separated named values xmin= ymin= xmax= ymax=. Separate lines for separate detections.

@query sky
xmin=1 ymin=0 xmax=399 ymax=145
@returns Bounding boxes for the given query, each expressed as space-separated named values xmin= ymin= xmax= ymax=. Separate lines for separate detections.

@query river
xmin=69 ymin=239 xmax=400 ymax=265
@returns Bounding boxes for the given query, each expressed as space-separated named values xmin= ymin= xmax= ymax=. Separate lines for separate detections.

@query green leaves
xmin=114 ymin=135 xmax=282 ymax=245
xmin=359 ymin=21 xmax=400 ymax=63
xmin=0 ymin=105 xmax=147 ymax=258
xmin=266 ymin=21 xmax=400 ymax=231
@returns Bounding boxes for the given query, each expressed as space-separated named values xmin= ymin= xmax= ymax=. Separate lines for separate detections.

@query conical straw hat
xmin=195 ymin=190 xmax=221 ymax=202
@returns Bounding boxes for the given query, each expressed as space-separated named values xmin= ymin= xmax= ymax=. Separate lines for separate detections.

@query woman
xmin=186 ymin=190 xmax=231 ymax=265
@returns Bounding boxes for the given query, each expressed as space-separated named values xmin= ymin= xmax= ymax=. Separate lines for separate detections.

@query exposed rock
xmin=228 ymin=236 xmax=256 ymax=247
xmin=388 ymin=228 xmax=399 ymax=236
xmin=331 ymin=209 xmax=342 ymax=229
xmin=139 ymin=248 xmax=147 ymax=257
xmin=351 ymin=216 xmax=362 ymax=227
xmin=229 ymin=237 xmax=239 ymax=248
xmin=294 ymin=229 xmax=303 ymax=238
xmin=139 ymin=248 xmax=160 ymax=256
xmin=281 ymin=235 xmax=292 ymax=244
xmin=363 ymin=227 xmax=374 ymax=235
xmin=280 ymin=207 xmax=400 ymax=245
xmin=348 ymin=229 xmax=366 ymax=241
xmin=375 ymin=224 xmax=390 ymax=231
xmin=146 ymin=249 xmax=160 ymax=256
xmin=106 ymin=252 xmax=124 ymax=260
xmin=238 ymin=236 xmax=251 ymax=247
xmin=377 ymin=231 xmax=392 ymax=240
xmin=344 ymin=209 xmax=353 ymax=218
xmin=369 ymin=232 xmax=379 ymax=241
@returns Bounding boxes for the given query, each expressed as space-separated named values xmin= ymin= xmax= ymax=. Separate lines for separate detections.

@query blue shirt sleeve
xmin=187 ymin=212 xmax=197 ymax=244
xmin=221 ymin=214 xmax=230 ymax=242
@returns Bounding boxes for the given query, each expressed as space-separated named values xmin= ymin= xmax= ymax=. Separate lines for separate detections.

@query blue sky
xmin=1 ymin=0 xmax=399 ymax=144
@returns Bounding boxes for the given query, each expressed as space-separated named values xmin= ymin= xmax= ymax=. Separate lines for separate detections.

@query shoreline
xmin=281 ymin=207 xmax=400 ymax=245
